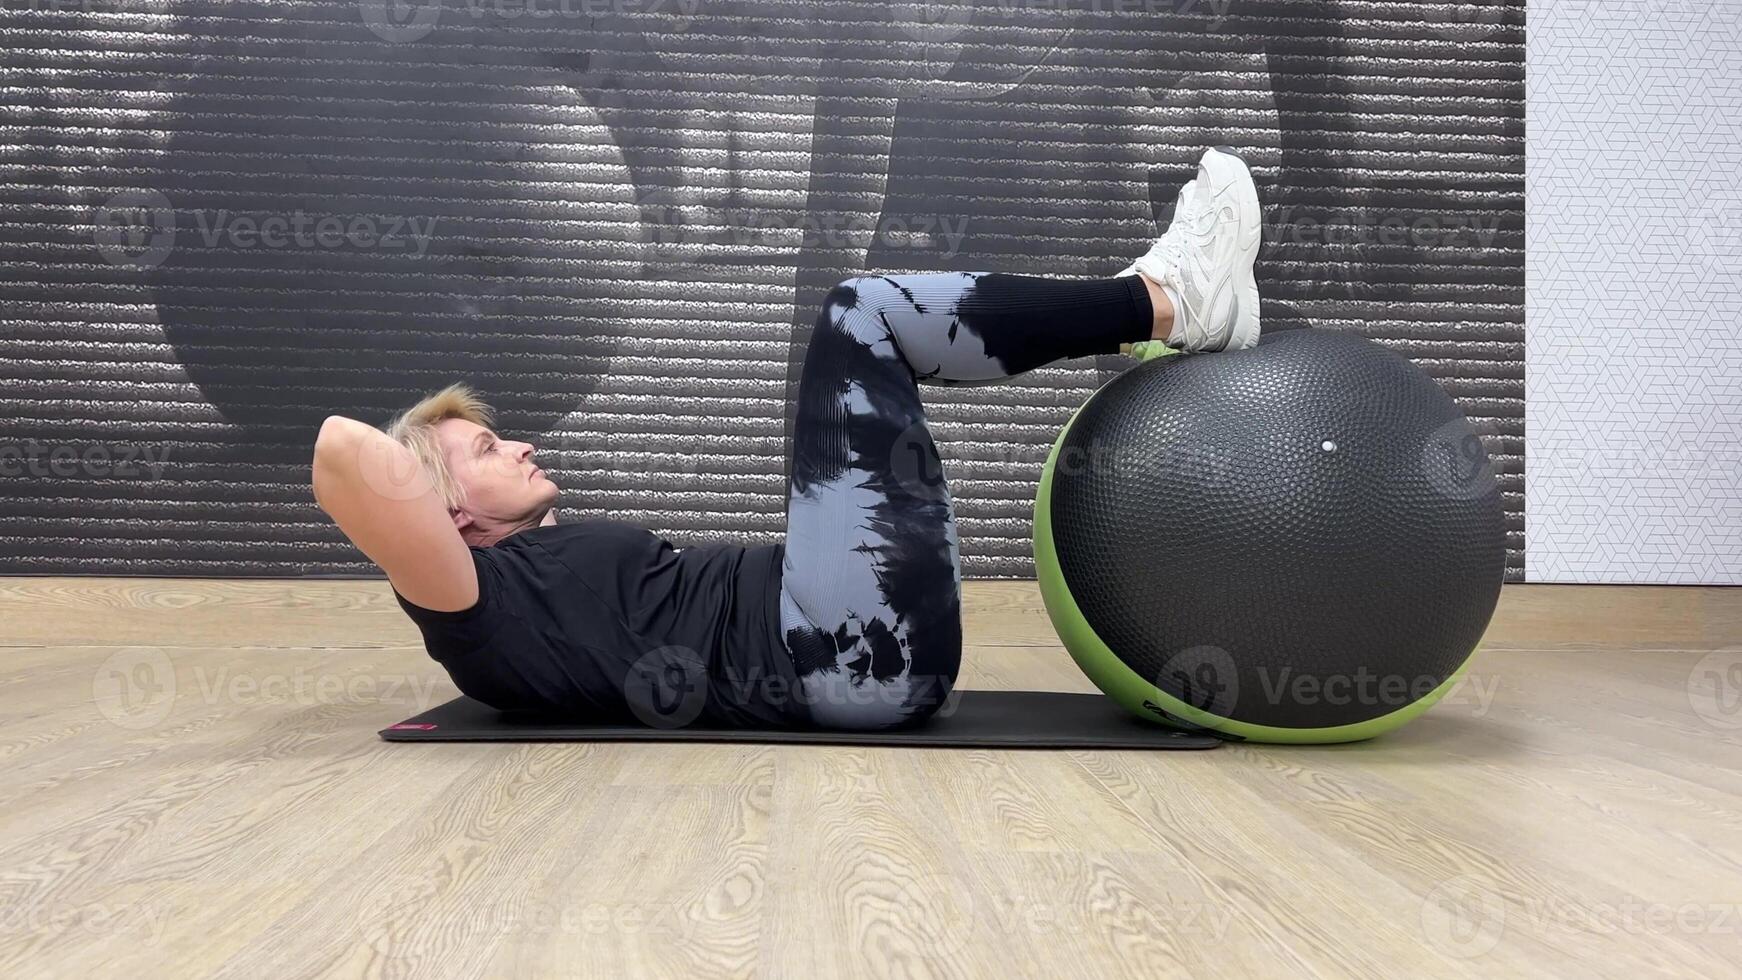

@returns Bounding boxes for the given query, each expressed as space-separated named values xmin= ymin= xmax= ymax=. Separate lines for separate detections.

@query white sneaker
xmin=1117 ymin=176 xmax=1200 ymax=279
xmin=1120 ymin=147 xmax=1263 ymax=353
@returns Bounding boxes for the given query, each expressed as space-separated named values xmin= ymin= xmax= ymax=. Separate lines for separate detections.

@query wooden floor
xmin=1 ymin=579 xmax=1739 ymax=978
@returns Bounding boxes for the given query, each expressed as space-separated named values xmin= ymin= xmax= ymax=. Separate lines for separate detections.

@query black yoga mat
xmin=380 ymin=690 xmax=1222 ymax=750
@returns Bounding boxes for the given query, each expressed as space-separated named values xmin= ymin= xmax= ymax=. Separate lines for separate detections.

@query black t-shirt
xmin=392 ymin=520 xmax=799 ymax=727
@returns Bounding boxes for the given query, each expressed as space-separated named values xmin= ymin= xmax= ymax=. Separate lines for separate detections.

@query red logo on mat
xmin=388 ymin=723 xmax=438 ymax=730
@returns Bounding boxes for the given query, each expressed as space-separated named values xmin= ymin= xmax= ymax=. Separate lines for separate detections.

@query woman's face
xmin=434 ymin=418 xmax=558 ymax=539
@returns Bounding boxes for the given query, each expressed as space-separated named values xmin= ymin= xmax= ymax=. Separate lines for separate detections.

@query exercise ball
xmin=1034 ymin=329 xmax=1506 ymax=743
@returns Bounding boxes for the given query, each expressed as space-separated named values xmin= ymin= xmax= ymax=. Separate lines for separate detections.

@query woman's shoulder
xmin=498 ymin=518 xmax=673 ymax=570
xmin=515 ymin=517 xmax=658 ymax=546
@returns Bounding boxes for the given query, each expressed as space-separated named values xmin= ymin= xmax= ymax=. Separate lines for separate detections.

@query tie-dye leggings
xmin=779 ymin=272 xmax=1154 ymax=729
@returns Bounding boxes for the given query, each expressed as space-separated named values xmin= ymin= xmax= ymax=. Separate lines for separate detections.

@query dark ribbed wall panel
xmin=0 ymin=0 xmax=1524 ymax=579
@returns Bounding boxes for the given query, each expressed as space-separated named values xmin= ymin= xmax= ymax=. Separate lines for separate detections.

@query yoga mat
xmin=381 ymin=690 xmax=1223 ymax=750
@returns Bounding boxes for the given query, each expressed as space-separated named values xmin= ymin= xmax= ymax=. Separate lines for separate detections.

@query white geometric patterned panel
xmin=1527 ymin=0 xmax=1742 ymax=583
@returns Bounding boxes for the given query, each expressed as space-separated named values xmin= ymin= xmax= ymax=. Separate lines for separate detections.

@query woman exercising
xmin=312 ymin=147 xmax=1263 ymax=730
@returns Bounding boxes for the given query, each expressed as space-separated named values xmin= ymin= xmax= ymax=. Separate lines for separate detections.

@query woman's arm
xmin=311 ymin=415 xmax=480 ymax=612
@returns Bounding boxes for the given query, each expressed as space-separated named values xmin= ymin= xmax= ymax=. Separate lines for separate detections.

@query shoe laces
xmin=1148 ymin=236 xmax=1195 ymax=309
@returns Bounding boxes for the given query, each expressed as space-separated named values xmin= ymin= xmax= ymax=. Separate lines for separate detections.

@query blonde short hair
xmin=384 ymin=383 xmax=496 ymax=511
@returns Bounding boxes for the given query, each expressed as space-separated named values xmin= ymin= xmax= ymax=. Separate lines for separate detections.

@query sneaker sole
xmin=1202 ymin=146 xmax=1263 ymax=350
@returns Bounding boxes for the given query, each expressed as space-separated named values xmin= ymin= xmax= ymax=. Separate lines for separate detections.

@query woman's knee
xmin=820 ymin=276 xmax=901 ymax=333
xmin=798 ymin=278 xmax=916 ymax=390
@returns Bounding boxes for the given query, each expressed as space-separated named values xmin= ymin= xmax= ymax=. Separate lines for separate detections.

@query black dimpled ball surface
xmin=1049 ymin=329 xmax=1506 ymax=730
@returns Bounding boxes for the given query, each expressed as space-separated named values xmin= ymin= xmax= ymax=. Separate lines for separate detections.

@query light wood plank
xmin=0 ymin=581 xmax=1739 ymax=978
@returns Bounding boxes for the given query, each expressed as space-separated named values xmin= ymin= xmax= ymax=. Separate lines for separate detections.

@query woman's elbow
xmin=311 ymin=416 xmax=366 ymax=502
xmin=315 ymin=415 xmax=366 ymax=452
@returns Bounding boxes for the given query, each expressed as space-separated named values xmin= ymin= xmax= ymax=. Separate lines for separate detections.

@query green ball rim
xmin=1033 ymin=396 xmax=1474 ymax=745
